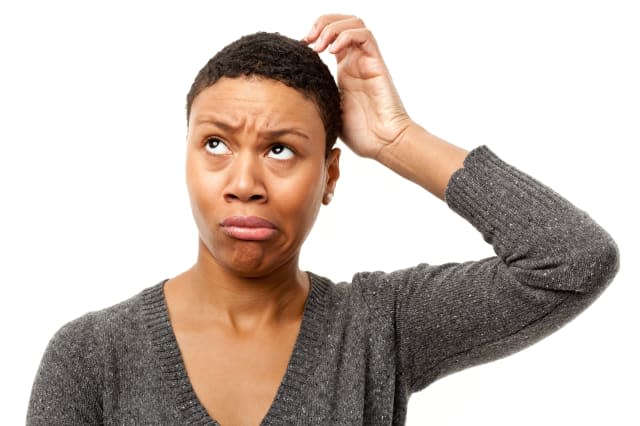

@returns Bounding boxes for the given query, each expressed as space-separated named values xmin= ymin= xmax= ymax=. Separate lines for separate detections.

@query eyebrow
xmin=195 ymin=118 xmax=310 ymax=141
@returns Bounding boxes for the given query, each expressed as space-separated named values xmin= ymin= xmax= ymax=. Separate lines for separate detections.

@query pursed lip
xmin=220 ymin=216 xmax=277 ymax=241
xmin=221 ymin=216 xmax=276 ymax=228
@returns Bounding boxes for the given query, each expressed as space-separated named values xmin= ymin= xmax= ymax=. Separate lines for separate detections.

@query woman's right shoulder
xmin=28 ymin=280 xmax=167 ymax=423
xmin=46 ymin=279 xmax=168 ymax=354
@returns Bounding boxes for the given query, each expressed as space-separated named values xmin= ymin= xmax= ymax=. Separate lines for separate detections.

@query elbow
xmin=570 ymin=233 xmax=620 ymax=294
xmin=541 ymin=228 xmax=621 ymax=294
xmin=511 ymin=229 xmax=620 ymax=295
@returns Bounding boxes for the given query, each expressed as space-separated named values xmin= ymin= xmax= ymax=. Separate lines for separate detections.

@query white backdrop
xmin=2 ymin=1 xmax=638 ymax=424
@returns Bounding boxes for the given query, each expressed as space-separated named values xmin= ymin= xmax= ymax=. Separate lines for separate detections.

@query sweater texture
xmin=27 ymin=145 xmax=620 ymax=425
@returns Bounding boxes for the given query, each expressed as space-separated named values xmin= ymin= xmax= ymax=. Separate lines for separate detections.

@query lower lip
xmin=221 ymin=226 xmax=277 ymax=241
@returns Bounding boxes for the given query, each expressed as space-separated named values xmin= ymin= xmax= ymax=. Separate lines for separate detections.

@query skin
xmin=164 ymin=76 xmax=340 ymax=425
xmin=163 ymin=13 xmax=470 ymax=426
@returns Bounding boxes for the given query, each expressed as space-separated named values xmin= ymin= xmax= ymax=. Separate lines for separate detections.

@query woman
xmin=27 ymin=14 xmax=619 ymax=425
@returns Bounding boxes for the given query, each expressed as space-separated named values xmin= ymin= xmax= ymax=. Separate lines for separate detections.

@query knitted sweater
xmin=27 ymin=145 xmax=619 ymax=425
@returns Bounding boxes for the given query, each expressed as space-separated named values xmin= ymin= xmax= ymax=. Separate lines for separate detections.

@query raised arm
xmin=305 ymin=15 xmax=620 ymax=392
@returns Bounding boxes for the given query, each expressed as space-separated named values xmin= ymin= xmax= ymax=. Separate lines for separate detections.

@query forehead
xmin=189 ymin=77 xmax=324 ymax=131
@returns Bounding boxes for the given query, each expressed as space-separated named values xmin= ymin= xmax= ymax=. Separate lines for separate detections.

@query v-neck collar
xmin=141 ymin=272 xmax=330 ymax=425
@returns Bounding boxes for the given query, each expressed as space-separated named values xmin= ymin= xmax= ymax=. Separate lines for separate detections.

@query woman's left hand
xmin=304 ymin=14 xmax=413 ymax=160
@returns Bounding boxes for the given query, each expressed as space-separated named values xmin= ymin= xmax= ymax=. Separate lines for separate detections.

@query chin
xmin=214 ymin=242 xmax=283 ymax=278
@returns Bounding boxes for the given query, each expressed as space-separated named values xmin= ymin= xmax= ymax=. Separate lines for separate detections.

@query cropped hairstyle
xmin=186 ymin=32 xmax=342 ymax=156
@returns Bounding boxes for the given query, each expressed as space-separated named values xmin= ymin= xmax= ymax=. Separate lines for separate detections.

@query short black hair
xmin=186 ymin=32 xmax=342 ymax=156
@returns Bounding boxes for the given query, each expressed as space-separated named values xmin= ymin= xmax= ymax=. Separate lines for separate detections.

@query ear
xmin=323 ymin=148 xmax=341 ymax=205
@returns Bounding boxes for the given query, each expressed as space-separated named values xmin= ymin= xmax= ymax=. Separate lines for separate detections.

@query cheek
xmin=186 ymin=159 xmax=222 ymax=226
xmin=273 ymin=166 xmax=325 ymax=229
xmin=186 ymin=151 xmax=326 ymax=237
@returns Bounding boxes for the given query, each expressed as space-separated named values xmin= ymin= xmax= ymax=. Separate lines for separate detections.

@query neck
xmin=179 ymin=240 xmax=310 ymax=333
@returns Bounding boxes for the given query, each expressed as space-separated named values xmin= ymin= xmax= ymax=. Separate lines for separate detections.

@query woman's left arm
xmin=306 ymin=15 xmax=620 ymax=392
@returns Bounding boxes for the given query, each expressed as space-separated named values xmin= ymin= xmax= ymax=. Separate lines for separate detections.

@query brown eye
xmin=267 ymin=144 xmax=294 ymax=160
xmin=204 ymin=137 xmax=231 ymax=155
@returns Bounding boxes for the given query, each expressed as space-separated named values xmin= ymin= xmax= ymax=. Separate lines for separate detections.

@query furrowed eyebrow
xmin=260 ymin=128 xmax=310 ymax=141
xmin=194 ymin=118 xmax=310 ymax=141
xmin=195 ymin=119 xmax=236 ymax=131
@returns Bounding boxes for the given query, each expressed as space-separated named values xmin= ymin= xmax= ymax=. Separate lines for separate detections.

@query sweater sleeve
xmin=354 ymin=145 xmax=620 ymax=394
xmin=26 ymin=313 xmax=103 ymax=425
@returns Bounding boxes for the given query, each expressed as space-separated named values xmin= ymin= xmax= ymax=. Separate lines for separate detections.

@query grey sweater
xmin=27 ymin=145 xmax=620 ymax=425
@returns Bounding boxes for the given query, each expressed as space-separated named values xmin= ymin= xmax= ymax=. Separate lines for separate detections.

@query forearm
xmin=376 ymin=121 xmax=469 ymax=200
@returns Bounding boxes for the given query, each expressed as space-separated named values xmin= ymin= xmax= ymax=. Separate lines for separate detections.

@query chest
xmin=173 ymin=321 xmax=301 ymax=426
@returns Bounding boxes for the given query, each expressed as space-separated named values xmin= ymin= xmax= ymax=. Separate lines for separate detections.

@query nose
xmin=223 ymin=152 xmax=267 ymax=203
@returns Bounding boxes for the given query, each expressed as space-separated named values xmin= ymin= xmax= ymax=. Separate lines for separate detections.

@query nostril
xmin=224 ymin=193 xmax=265 ymax=202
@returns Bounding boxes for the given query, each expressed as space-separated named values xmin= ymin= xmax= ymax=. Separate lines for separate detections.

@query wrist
xmin=375 ymin=120 xmax=426 ymax=164
xmin=375 ymin=122 xmax=469 ymax=200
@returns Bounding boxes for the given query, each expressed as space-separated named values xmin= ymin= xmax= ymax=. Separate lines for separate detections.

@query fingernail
xmin=312 ymin=37 xmax=322 ymax=51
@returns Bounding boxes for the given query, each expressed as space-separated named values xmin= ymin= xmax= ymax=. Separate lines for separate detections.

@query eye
xmin=204 ymin=137 xmax=231 ymax=155
xmin=267 ymin=144 xmax=295 ymax=160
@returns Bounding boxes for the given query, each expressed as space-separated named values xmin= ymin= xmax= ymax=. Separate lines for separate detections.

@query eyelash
xmin=204 ymin=137 xmax=220 ymax=147
xmin=270 ymin=143 xmax=294 ymax=154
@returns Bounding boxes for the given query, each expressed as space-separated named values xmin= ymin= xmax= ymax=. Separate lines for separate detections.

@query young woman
xmin=27 ymin=14 xmax=619 ymax=425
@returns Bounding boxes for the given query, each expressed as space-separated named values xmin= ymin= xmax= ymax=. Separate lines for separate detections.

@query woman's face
xmin=186 ymin=76 xmax=340 ymax=277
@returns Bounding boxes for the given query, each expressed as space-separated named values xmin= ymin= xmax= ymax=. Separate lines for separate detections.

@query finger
xmin=305 ymin=15 xmax=366 ymax=51
xmin=303 ymin=14 xmax=357 ymax=44
xmin=313 ymin=16 xmax=367 ymax=52
xmin=328 ymin=27 xmax=379 ymax=56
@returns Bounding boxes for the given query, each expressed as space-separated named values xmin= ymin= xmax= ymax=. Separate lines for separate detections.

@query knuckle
xmin=321 ymin=24 xmax=338 ymax=39
xmin=314 ymin=15 xmax=330 ymax=30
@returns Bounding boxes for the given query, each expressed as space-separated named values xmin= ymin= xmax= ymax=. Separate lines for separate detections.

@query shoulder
xmin=308 ymin=268 xmax=421 ymax=322
xmin=309 ymin=266 xmax=429 ymax=308
xmin=308 ymin=271 xmax=360 ymax=306
xmin=46 ymin=280 xmax=167 ymax=359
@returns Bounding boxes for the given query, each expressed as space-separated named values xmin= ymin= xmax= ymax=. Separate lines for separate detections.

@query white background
xmin=1 ymin=1 xmax=638 ymax=424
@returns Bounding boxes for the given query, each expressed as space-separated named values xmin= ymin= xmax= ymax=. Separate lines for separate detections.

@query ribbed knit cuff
xmin=443 ymin=145 xmax=618 ymax=292
xmin=447 ymin=145 xmax=559 ymax=242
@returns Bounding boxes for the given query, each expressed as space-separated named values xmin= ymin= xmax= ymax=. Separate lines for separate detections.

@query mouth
xmin=220 ymin=216 xmax=277 ymax=241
